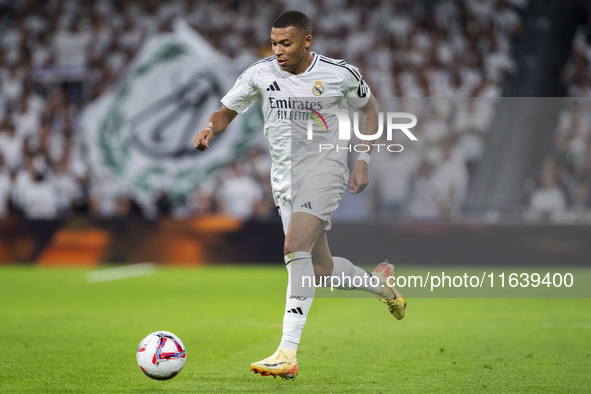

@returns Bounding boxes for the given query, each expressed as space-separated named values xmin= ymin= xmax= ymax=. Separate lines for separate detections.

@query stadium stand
xmin=0 ymin=0 xmax=526 ymax=221
xmin=524 ymin=1 xmax=591 ymax=220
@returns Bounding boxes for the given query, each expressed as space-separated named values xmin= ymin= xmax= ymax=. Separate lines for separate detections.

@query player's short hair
xmin=272 ymin=11 xmax=312 ymax=36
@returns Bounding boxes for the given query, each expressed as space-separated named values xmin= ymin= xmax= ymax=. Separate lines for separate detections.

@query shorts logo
xmin=301 ymin=201 xmax=312 ymax=209
xmin=313 ymin=80 xmax=324 ymax=96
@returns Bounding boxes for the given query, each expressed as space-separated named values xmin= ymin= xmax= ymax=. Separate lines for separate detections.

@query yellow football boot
xmin=373 ymin=262 xmax=406 ymax=320
xmin=250 ymin=346 xmax=298 ymax=380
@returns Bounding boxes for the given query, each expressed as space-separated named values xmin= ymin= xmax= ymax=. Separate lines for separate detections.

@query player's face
xmin=270 ymin=26 xmax=311 ymax=73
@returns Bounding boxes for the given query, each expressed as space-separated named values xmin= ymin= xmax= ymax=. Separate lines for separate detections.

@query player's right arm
xmin=193 ymin=105 xmax=238 ymax=151
xmin=194 ymin=60 xmax=263 ymax=151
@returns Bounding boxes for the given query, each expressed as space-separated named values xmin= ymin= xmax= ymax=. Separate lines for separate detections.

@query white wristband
xmin=357 ymin=152 xmax=371 ymax=165
xmin=204 ymin=122 xmax=213 ymax=131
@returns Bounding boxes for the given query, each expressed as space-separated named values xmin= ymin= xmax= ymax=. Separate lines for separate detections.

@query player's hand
xmin=194 ymin=126 xmax=213 ymax=151
xmin=348 ymin=160 xmax=369 ymax=194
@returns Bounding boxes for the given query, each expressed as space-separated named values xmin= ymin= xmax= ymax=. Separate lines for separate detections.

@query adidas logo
xmin=266 ymin=81 xmax=281 ymax=91
xmin=300 ymin=202 xmax=312 ymax=209
xmin=287 ymin=307 xmax=304 ymax=315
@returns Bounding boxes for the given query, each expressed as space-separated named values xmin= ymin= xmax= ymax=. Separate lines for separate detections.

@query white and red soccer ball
xmin=137 ymin=331 xmax=186 ymax=380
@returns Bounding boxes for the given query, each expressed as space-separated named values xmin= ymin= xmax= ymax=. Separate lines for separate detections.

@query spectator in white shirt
xmin=89 ymin=175 xmax=132 ymax=219
xmin=13 ymin=95 xmax=40 ymax=145
xmin=11 ymin=155 xmax=34 ymax=211
xmin=52 ymin=20 xmax=91 ymax=67
xmin=371 ymin=137 xmax=418 ymax=214
xmin=20 ymin=172 xmax=60 ymax=220
xmin=494 ymin=0 xmax=522 ymax=37
xmin=0 ymin=122 xmax=24 ymax=173
xmin=0 ymin=153 xmax=11 ymax=218
xmin=408 ymin=161 xmax=440 ymax=220
xmin=217 ymin=162 xmax=264 ymax=219
xmin=433 ymin=139 xmax=469 ymax=216
xmin=0 ymin=79 xmax=10 ymax=119
xmin=465 ymin=0 xmax=495 ymax=23
xmin=485 ymin=35 xmax=517 ymax=81
xmin=529 ymin=160 xmax=567 ymax=218
xmin=1 ymin=64 xmax=23 ymax=101
xmin=31 ymin=32 xmax=53 ymax=67
xmin=50 ymin=161 xmax=83 ymax=214
xmin=567 ymin=70 xmax=591 ymax=97
xmin=454 ymin=98 xmax=494 ymax=164
xmin=119 ymin=15 xmax=145 ymax=51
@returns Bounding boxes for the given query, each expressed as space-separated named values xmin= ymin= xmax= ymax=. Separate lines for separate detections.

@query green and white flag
xmin=83 ymin=19 xmax=263 ymax=203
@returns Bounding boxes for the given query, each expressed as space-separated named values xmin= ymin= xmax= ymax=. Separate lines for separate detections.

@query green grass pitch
xmin=0 ymin=265 xmax=590 ymax=393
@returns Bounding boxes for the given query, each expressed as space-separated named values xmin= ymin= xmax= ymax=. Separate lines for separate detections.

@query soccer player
xmin=194 ymin=10 xmax=405 ymax=379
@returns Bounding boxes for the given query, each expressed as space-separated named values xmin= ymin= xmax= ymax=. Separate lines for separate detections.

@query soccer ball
xmin=136 ymin=331 xmax=186 ymax=380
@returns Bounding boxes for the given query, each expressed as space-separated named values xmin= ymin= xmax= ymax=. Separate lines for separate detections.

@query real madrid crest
xmin=313 ymin=80 xmax=324 ymax=96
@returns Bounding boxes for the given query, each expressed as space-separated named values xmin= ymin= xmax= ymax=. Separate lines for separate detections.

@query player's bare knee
xmin=283 ymin=238 xmax=292 ymax=256
xmin=283 ymin=235 xmax=303 ymax=255
xmin=285 ymin=235 xmax=313 ymax=255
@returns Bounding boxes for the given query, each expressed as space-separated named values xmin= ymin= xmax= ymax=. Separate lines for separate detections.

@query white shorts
xmin=274 ymin=169 xmax=348 ymax=235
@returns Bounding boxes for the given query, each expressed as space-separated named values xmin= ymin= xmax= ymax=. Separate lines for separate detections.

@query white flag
xmin=83 ymin=19 xmax=263 ymax=203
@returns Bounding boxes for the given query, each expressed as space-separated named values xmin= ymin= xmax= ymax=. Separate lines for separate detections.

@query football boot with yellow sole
xmin=373 ymin=262 xmax=406 ymax=320
xmin=250 ymin=346 xmax=298 ymax=380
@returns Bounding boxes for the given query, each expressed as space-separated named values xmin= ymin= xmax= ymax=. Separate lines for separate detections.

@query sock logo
xmin=266 ymin=81 xmax=281 ymax=91
xmin=289 ymin=295 xmax=308 ymax=301
xmin=287 ymin=307 xmax=304 ymax=315
xmin=300 ymin=202 xmax=312 ymax=209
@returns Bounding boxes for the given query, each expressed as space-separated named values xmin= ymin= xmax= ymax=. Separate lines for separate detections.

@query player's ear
xmin=304 ymin=34 xmax=312 ymax=49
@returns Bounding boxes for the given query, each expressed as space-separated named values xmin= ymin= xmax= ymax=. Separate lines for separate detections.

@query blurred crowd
xmin=531 ymin=5 xmax=591 ymax=220
xmin=366 ymin=97 xmax=498 ymax=220
xmin=528 ymin=98 xmax=591 ymax=220
xmin=0 ymin=0 xmax=525 ymax=221
xmin=563 ymin=5 xmax=591 ymax=98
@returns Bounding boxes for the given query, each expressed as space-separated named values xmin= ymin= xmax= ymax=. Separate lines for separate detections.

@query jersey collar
xmin=305 ymin=52 xmax=318 ymax=73
xmin=279 ymin=52 xmax=318 ymax=76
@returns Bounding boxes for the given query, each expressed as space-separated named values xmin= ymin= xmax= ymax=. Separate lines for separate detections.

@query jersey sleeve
xmin=221 ymin=66 xmax=260 ymax=114
xmin=343 ymin=65 xmax=371 ymax=109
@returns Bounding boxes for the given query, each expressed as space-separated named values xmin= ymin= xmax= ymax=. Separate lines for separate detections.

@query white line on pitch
xmin=86 ymin=263 xmax=156 ymax=283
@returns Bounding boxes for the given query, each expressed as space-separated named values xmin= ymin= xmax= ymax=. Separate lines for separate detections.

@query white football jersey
xmin=221 ymin=52 xmax=371 ymax=195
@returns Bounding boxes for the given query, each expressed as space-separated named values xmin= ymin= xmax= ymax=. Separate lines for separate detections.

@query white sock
xmin=279 ymin=251 xmax=315 ymax=352
xmin=331 ymin=256 xmax=386 ymax=296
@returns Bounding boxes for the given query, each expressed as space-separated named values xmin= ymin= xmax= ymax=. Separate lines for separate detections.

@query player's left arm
xmin=348 ymin=93 xmax=380 ymax=194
